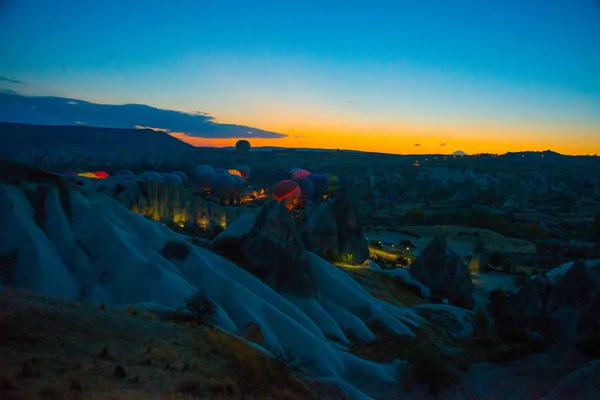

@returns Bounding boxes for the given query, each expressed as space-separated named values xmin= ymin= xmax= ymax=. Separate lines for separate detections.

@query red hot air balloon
xmin=271 ymin=180 xmax=302 ymax=210
xmin=236 ymin=165 xmax=251 ymax=182
xmin=291 ymin=169 xmax=311 ymax=179
xmin=93 ymin=171 xmax=110 ymax=179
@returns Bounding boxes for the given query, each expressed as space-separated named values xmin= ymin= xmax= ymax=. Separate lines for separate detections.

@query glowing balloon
xmin=271 ymin=180 xmax=302 ymax=210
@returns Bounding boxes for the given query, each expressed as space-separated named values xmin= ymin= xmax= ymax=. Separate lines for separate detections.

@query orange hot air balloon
xmin=77 ymin=172 xmax=98 ymax=178
xmin=228 ymin=169 xmax=242 ymax=177
xmin=271 ymin=180 xmax=302 ymax=210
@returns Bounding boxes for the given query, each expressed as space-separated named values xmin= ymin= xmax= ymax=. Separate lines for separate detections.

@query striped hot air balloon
xmin=271 ymin=180 xmax=302 ymax=210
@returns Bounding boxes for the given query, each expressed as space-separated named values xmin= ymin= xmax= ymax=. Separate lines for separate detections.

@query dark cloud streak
xmin=0 ymin=92 xmax=286 ymax=139
xmin=0 ymin=76 xmax=24 ymax=84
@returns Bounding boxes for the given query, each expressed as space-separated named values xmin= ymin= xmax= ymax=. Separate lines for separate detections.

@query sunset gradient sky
xmin=1 ymin=0 xmax=599 ymax=154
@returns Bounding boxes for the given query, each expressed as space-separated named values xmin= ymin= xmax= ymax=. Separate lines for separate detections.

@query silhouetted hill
xmin=0 ymin=121 xmax=194 ymax=153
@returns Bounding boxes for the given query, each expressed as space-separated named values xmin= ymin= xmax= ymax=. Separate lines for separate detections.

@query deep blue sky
xmin=1 ymin=0 xmax=599 ymax=154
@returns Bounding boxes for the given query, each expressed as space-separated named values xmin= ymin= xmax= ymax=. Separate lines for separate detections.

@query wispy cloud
xmin=440 ymin=142 xmax=447 ymax=146
xmin=414 ymin=143 xmax=421 ymax=146
xmin=0 ymin=76 xmax=24 ymax=84
xmin=0 ymin=92 xmax=286 ymax=139
xmin=0 ymin=88 xmax=18 ymax=94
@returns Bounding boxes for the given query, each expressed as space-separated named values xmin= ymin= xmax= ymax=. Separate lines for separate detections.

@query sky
xmin=1 ymin=0 xmax=599 ymax=155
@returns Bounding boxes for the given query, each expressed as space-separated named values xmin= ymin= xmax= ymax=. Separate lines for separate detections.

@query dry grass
xmin=0 ymin=288 xmax=320 ymax=400
xmin=338 ymin=267 xmax=428 ymax=307
xmin=344 ymin=319 xmax=460 ymax=364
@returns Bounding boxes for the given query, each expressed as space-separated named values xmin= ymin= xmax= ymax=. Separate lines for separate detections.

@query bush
xmin=184 ymin=290 xmax=217 ymax=326
xmin=399 ymin=239 xmax=415 ymax=248
xmin=488 ymin=288 xmax=513 ymax=336
xmin=207 ymin=224 xmax=225 ymax=240
xmin=489 ymin=251 xmax=504 ymax=269
xmin=474 ymin=309 xmax=489 ymax=336
xmin=513 ymin=274 xmax=530 ymax=287
xmin=160 ymin=240 xmax=191 ymax=261
xmin=0 ymin=250 xmax=17 ymax=286
xmin=404 ymin=208 xmax=425 ymax=225
xmin=593 ymin=211 xmax=600 ymax=237
xmin=369 ymin=240 xmax=383 ymax=249
xmin=402 ymin=343 xmax=459 ymax=395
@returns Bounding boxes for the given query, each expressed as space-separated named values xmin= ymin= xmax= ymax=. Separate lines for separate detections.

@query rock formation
xmin=409 ymin=234 xmax=474 ymax=308
xmin=300 ymin=193 xmax=369 ymax=264
xmin=243 ymin=202 xmax=315 ymax=297
xmin=507 ymin=272 xmax=552 ymax=332
xmin=505 ymin=259 xmax=600 ymax=350
xmin=97 ymin=176 xmax=251 ymax=231
xmin=540 ymin=360 xmax=600 ymax=400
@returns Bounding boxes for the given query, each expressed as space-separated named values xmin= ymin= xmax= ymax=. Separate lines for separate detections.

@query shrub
xmin=339 ymin=253 xmax=356 ymax=264
xmin=113 ymin=365 xmax=127 ymax=379
xmin=369 ymin=240 xmax=383 ymax=249
xmin=399 ymin=239 xmax=415 ymax=248
xmin=579 ymin=338 xmax=600 ymax=358
xmin=403 ymin=343 xmax=459 ymax=395
xmin=160 ymin=240 xmax=191 ymax=261
xmin=513 ymin=274 xmax=530 ymax=287
xmin=593 ymin=211 xmax=600 ymax=237
xmin=488 ymin=288 xmax=512 ymax=335
xmin=184 ymin=290 xmax=217 ymax=326
xmin=0 ymin=250 xmax=17 ymax=286
xmin=207 ymin=225 xmax=225 ymax=240
xmin=489 ymin=251 xmax=504 ymax=269
xmin=404 ymin=208 xmax=425 ymax=225
xmin=474 ymin=309 xmax=489 ymax=336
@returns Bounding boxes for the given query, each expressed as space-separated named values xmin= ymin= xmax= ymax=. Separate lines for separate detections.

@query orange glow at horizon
xmin=170 ymin=127 xmax=599 ymax=156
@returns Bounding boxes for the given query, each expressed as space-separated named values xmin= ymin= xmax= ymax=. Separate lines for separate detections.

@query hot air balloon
xmin=139 ymin=171 xmax=163 ymax=182
xmin=306 ymin=174 xmax=329 ymax=200
xmin=228 ymin=169 xmax=242 ymax=177
xmin=198 ymin=169 xmax=216 ymax=193
xmin=74 ymin=171 xmax=105 ymax=179
xmin=292 ymin=177 xmax=314 ymax=206
xmin=214 ymin=168 xmax=230 ymax=175
xmin=236 ymin=140 xmax=251 ymax=157
xmin=211 ymin=173 xmax=237 ymax=204
xmin=161 ymin=173 xmax=184 ymax=185
xmin=94 ymin=171 xmax=110 ymax=179
xmin=236 ymin=165 xmax=251 ymax=182
xmin=170 ymin=171 xmax=188 ymax=184
xmin=291 ymin=169 xmax=311 ymax=179
xmin=289 ymin=167 xmax=301 ymax=175
xmin=324 ymin=174 xmax=340 ymax=196
xmin=230 ymin=174 xmax=244 ymax=205
xmin=271 ymin=180 xmax=302 ymax=210
xmin=195 ymin=165 xmax=213 ymax=177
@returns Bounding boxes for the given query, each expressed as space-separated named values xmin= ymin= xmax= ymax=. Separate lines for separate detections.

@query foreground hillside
xmin=0 ymin=288 xmax=335 ymax=400
xmin=0 ymin=161 xmax=419 ymax=399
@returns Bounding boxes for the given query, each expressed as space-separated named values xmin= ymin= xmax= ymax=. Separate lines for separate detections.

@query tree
xmin=404 ymin=208 xmax=425 ymax=225
xmin=593 ymin=211 xmax=600 ymax=237
xmin=489 ymin=251 xmax=504 ymax=269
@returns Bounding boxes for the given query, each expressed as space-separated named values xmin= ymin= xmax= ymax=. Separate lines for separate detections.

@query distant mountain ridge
xmin=0 ymin=121 xmax=194 ymax=154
